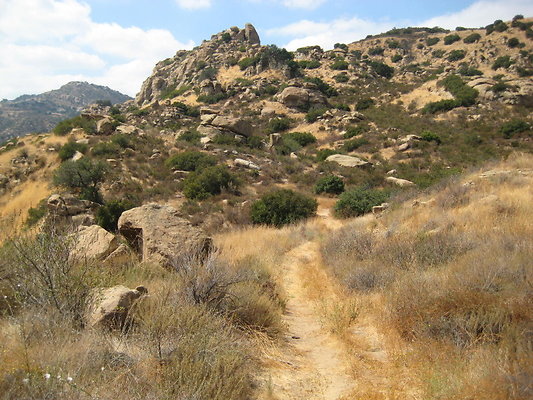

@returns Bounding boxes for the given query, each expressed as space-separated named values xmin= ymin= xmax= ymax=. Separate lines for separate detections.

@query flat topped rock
xmin=118 ymin=203 xmax=213 ymax=268
xmin=326 ymin=154 xmax=370 ymax=167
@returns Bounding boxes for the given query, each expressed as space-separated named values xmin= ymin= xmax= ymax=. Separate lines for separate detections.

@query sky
xmin=1 ymin=0 xmax=532 ymax=99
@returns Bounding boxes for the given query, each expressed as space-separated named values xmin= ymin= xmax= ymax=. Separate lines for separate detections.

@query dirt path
xmin=260 ymin=239 xmax=354 ymax=400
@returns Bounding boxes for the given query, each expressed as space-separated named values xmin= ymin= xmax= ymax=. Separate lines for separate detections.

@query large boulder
xmin=244 ymin=23 xmax=260 ymax=45
xmin=118 ymin=204 xmax=213 ymax=268
xmin=85 ymin=285 xmax=147 ymax=329
xmin=386 ymin=176 xmax=415 ymax=187
xmin=210 ymin=116 xmax=253 ymax=137
xmin=96 ymin=117 xmax=115 ymax=135
xmin=276 ymin=86 xmax=326 ymax=109
xmin=325 ymin=154 xmax=370 ymax=167
xmin=47 ymin=194 xmax=97 ymax=217
xmin=71 ymin=225 xmax=120 ymax=261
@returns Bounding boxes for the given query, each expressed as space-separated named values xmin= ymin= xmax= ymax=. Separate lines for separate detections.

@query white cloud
xmin=269 ymin=0 xmax=533 ymax=50
xmin=281 ymin=0 xmax=326 ymax=9
xmin=0 ymin=0 xmax=194 ymax=99
xmin=268 ymin=17 xmax=395 ymax=50
xmin=419 ymin=0 xmax=533 ymax=29
xmin=175 ymin=0 xmax=212 ymax=9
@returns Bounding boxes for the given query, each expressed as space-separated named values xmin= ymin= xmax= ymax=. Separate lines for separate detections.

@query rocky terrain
xmin=0 ymin=18 xmax=532 ymax=400
xmin=0 ymin=82 xmax=131 ymax=141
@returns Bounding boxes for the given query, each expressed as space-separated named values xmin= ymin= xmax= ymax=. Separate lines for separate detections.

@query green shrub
xmin=110 ymin=133 xmax=132 ymax=149
xmin=221 ymin=32 xmax=231 ymax=43
xmin=246 ymin=136 xmax=264 ymax=149
xmin=53 ymin=159 xmax=107 ymax=203
xmin=199 ymin=67 xmax=218 ymax=81
xmin=458 ymin=65 xmax=482 ymax=76
xmin=334 ymin=73 xmax=349 ymax=83
xmin=492 ymin=56 xmax=513 ymax=70
xmin=250 ymin=189 xmax=317 ymax=227
xmin=441 ymin=74 xmax=478 ymax=106
xmin=491 ymin=81 xmax=511 ymax=93
xmin=266 ymin=117 xmax=291 ymax=133
xmin=25 ymin=199 xmax=48 ymax=227
xmin=96 ymin=199 xmax=136 ymax=232
xmin=463 ymin=33 xmax=481 ymax=44
xmin=344 ymin=125 xmax=368 ymax=139
xmin=334 ymin=187 xmax=388 ymax=218
xmin=334 ymin=43 xmax=348 ymax=51
xmin=334 ymin=103 xmax=351 ymax=111
xmin=297 ymin=60 xmax=321 ymax=69
xmin=426 ymin=37 xmax=440 ymax=46
xmin=421 ymin=131 xmax=442 ymax=144
xmin=304 ymin=77 xmax=338 ymax=97
xmin=517 ymin=67 xmax=533 ymax=77
xmin=391 ymin=54 xmax=403 ymax=63
xmin=173 ymin=102 xmax=200 ymax=117
xmin=197 ymin=92 xmax=229 ymax=104
xmin=447 ymin=49 xmax=466 ymax=61
xmin=423 ymin=99 xmax=458 ymax=114
xmin=369 ymin=61 xmax=394 ymax=79
xmin=238 ymin=57 xmax=257 ymax=70
xmin=343 ymin=138 xmax=369 ymax=152
xmin=53 ymin=116 xmax=96 ymax=136
xmin=177 ymin=130 xmax=202 ymax=144
xmin=165 ymin=151 xmax=216 ymax=171
xmin=160 ymin=85 xmax=192 ymax=100
xmin=500 ymin=120 xmax=530 ymax=138
xmin=283 ymin=132 xmax=317 ymax=147
xmin=444 ymin=34 xmax=460 ymax=45
xmin=91 ymin=141 xmax=120 ymax=157
xmin=58 ymin=141 xmax=88 ymax=161
xmin=314 ymin=175 xmax=345 ymax=195
xmin=356 ymin=98 xmax=375 ymax=111
xmin=305 ymin=107 xmax=327 ymax=123
xmin=183 ymin=166 xmax=238 ymax=200
xmin=507 ymin=37 xmax=521 ymax=48
xmin=432 ymin=49 xmax=446 ymax=58
xmin=132 ymin=108 xmax=150 ymax=117
xmin=387 ymin=40 xmax=400 ymax=49
xmin=494 ymin=20 xmax=508 ymax=32
xmin=316 ymin=148 xmax=339 ymax=162
xmin=331 ymin=59 xmax=349 ymax=70
xmin=368 ymin=47 xmax=385 ymax=56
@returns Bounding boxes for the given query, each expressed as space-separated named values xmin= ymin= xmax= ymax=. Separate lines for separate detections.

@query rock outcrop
xmin=386 ymin=176 xmax=416 ymax=187
xmin=326 ymin=154 xmax=370 ymax=167
xmin=85 ymin=285 xmax=147 ymax=329
xmin=276 ymin=86 xmax=327 ymax=109
xmin=71 ymin=225 xmax=120 ymax=261
xmin=118 ymin=204 xmax=213 ymax=268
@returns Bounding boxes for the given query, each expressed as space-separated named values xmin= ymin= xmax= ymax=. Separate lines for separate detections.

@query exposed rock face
xmin=118 ymin=204 xmax=213 ymax=268
xmin=96 ymin=117 xmax=115 ymax=135
xmin=85 ymin=285 xmax=147 ymax=329
xmin=386 ymin=176 xmax=416 ymax=187
xmin=210 ymin=116 xmax=253 ymax=137
xmin=136 ymin=24 xmax=262 ymax=106
xmin=47 ymin=194 xmax=97 ymax=217
xmin=71 ymin=225 xmax=120 ymax=261
xmin=276 ymin=86 xmax=326 ymax=109
xmin=326 ymin=154 xmax=370 ymax=167
xmin=234 ymin=158 xmax=260 ymax=170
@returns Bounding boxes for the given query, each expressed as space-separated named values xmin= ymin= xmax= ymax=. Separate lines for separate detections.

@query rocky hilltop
xmin=0 ymin=81 xmax=131 ymax=141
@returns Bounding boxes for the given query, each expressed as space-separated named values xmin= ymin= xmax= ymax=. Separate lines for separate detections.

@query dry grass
xmin=320 ymin=153 xmax=533 ymax=399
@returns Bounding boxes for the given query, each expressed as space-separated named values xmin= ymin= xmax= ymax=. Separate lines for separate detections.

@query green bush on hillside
xmin=305 ymin=107 xmax=327 ymax=123
xmin=334 ymin=187 xmax=388 ymax=218
xmin=283 ymin=132 xmax=317 ymax=147
xmin=53 ymin=116 xmax=96 ymax=136
xmin=463 ymin=33 xmax=481 ymax=44
xmin=443 ymin=34 xmax=461 ymax=45
xmin=426 ymin=37 xmax=440 ymax=46
xmin=356 ymin=98 xmax=375 ymax=111
xmin=250 ymin=189 xmax=317 ymax=227
xmin=183 ymin=166 xmax=239 ymax=200
xmin=266 ymin=117 xmax=291 ymax=133
xmin=96 ymin=199 xmax=136 ymax=232
xmin=447 ymin=49 xmax=466 ymax=61
xmin=331 ymin=59 xmax=349 ymax=70
xmin=368 ymin=61 xmax=394 ymax=79
xmin=314 ymin=175 xmax=345 ymax=195
xmin=58 ymin=141 xmax=88 ymax=161
xmin=53 ymin=158 xmax=107 ymax=203
xmin=492 ymin=56 xmax=513 ymax=70
xmin=500 ymin=120 xmax=530 ymax=138
xmin=165 ymin=151 xmax=216 ymax=172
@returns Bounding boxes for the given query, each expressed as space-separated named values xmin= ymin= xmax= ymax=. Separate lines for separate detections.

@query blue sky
xmin=1 ymin=0 xmax=532 ymax=99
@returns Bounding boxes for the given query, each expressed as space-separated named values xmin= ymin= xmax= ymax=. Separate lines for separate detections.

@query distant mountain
xmin=0 ymin=82 xmax=131 ymax=141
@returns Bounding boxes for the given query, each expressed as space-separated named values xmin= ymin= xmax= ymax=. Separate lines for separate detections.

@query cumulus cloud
xmin=175 ymin=0 xmax=212 ymax=9
xmin=281 ymin=0 xmax=327 ymax=9
xmin=268 ymin=0 xmax=533 ymax=50
xmin=0 ymin=0 xmax=194 ymax=99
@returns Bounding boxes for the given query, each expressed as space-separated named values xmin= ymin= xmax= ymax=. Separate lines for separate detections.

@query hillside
xmin=0 ymin=17 xmax=532 ymax=400
xmin=0 ymin=82 xmax=131 ymax=141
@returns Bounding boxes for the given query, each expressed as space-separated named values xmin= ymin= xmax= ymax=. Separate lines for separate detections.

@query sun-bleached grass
xmin=320 ymin=153 xmax=533 ymax=399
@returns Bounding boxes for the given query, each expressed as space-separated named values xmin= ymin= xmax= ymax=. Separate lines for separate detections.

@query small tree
xmin=314 ymin=175 xmax=345 ymax=195
xmin=334 ymin=187 xmax=388 ymax=218
xmin=183 ymin=166 xmax=239 ymax=200
xmin=53 ymin=159 xmax=108 ymax=203
xmin=251 ymin=189 xmax=317 ymax=227
xmin=96 ymin=199 xmax=136 ymax=232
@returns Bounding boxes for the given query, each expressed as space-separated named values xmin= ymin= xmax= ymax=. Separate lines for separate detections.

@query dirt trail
xmin=261 ymin=239 xmax=354 ymax=400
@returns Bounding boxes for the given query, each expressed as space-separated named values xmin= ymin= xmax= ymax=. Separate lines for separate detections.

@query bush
xmin=441 ymin=74 xmax=478 ymax=106
xmin=458 ymin=65 xmax=482 ymax=76
xmin=494 ymin=20 xmax=508 ymax=32
xmin=447 ymin=49 xmax=466 ymax=61
xmin=297 ymin=60 xmax=321 ymax=69
xmin=160 ymin=85 xmax=191 ymax=100
xmin=316 ymin=148 xmax=339 ymax=162
xmin=283 ymin=132 xmax=317 ymax=147
xmin=334 ymin=73 xmax=349 ymax=83
xmin=91 ymin=141 xmax=120 ymax=157
xmin=53 ymin=115 xmax=96 ymax=136
xmin=369 ymin=61 xmax=394 ymax=79
xmin=238 ymin=57 xmax=257 ymax=70
xmin=173 ymin=101 xmax=200 ymax=117
xmin=344 ymin=125 xmax=368 ymax=139
xmin=266 ymin=117 xmax=291 ymax=133
xmin=315 ymin=175 xmax=345 ymax=195
xmin=250 ymin=189 xmax=317 ymax=227
xmin=491 ymin=81 xmax=511 ymax=93
xmin=183 ymin=166 xmax=238 ymax=200
xmin=387 ymin=40 xmax=400 ymax=49
xmin=423 ymin=99 xmax=458 ymax=114
xmin=334 ymin=43 xmax=348 ymax=51
xmin=368 ymin=47 xmax=385 ymax=56
xmin=444 ymin=34 xmax=460 ymax=45
xmin=420 ymin=131 xmax=442 ymax=144
xmin=53 ymin=159 xmax=107 ymax=203
xmin=432 ymin=49 xmax=446 ymax=58
xmin=96 ymin=199 xmax=136 ymax=232
xmin=426 ymin=37 xmax=440 ymax=46
xmin=343 ymin=138 xmax=369 ymax=152
xmin=492 ymin=55 xmax=513 ymax=70
xmin=391 ymin=54 xmax=403 ymax=63
xmin=197 ymin=92 xmax=229 ymax=104
xmin=26 ymin=199 xmax=48 ymax=227
xmin=58 ymin=141 xmax=88 ymax=161
xmin=221 ymin=32 xmax=231 ymax=42
xmin=463 ymin=33 xmax=481 ymax=43
xmin=165 ymin=151 xmax=216 ymax=172
xmin=334 ymin=187 xmax=388 ymax=218
xmin=177 ymin=130 xmax=202 ymax=144
xmin=356 ymin=98 xmax=375 ymax=111
xmin=331 ymin=59 xmax=349 ymax=70
xmin=304 ymin=77 xmax=338 ymax=97
xmin=500 ymin=120 xmax=530 ymax=138
xmin=507 ymin=37 xmax=521 ymax=48
xmin=305 ymin=107 xmax=327 ymax=123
